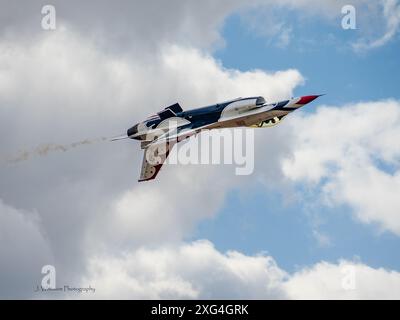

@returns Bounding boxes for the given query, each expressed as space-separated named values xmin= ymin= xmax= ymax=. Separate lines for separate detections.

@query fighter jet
xmin=113 ymin=95 xmax=322 ymax=182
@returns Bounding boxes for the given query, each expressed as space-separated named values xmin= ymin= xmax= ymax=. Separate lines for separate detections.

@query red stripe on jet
xmin=297 ymin=95 xmax=320 ymax=105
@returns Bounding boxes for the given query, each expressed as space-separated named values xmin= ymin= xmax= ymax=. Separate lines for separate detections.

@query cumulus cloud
xmin=81 ymin=240 xmax=287 ymax=299
xmin=79 ymin=241 xmax=400 ymax=299
xmin=285 ymin=260 xmax=400 ymax=299
xmin=282 ymin=100 xmax=400 ymax=235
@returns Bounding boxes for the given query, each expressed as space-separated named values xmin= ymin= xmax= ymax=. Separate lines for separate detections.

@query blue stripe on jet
xmin=274 ymin=100 xmax=290 ymax=109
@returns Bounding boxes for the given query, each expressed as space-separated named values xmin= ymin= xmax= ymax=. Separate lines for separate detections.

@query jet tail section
xmin=157 ymin=108 xmax=176 ymax=120
xmin=165 ymin=103 xmax=183 ymax=114
xmin=157 ymin=103 xmax=183 ymax=120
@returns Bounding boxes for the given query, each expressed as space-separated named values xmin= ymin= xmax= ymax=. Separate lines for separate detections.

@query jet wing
xmin=138 ymin=139 xmax=177 ymax=182
xmin=137 ymin=124 xmax=207 ymax=182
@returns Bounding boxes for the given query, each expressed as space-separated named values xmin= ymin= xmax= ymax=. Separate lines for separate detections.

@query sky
xmin=0 ymin=0 xmax=400 ymax=299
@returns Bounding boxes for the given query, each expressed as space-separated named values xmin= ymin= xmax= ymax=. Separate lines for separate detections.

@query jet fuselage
xmin=127 ymin=95 xmax=320 ymax=143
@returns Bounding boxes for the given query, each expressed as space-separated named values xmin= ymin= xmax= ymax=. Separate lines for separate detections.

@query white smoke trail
xmin=3 ymin=137 xmax=109 ymax=164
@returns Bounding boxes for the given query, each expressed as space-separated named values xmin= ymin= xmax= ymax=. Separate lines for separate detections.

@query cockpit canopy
xmin=256 ymin=96 xmax=266 ymax=105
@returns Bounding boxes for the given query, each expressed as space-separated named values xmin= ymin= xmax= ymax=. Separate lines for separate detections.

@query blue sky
xmin=215 ymin=13 xmax=400 ymax=104
xmin=194 ymin=11 xmax=400 ymax=273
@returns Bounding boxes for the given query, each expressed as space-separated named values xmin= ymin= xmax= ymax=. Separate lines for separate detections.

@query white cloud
xmin=285 ymin=260 xmax=400 ymax=299
xmin=81 ymin=240 xmax=287 ymax=299
xmin=282 ymin=100 xmax=400 ymax=235
xmin=80 ymin=240 xmax=400 ymax=299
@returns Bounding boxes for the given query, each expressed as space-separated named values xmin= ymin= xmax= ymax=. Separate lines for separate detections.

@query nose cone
xmin=297 ymin=94 xmax=323 ymax=105
xmin=127 ymin=123 xmax=139 ymax=138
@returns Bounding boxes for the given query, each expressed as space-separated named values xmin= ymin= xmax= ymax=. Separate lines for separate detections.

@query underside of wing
xmin=248 ymin=114 xmax=287 ymax=128
xmin=138 ymin=139 xmax=177 ymax=182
